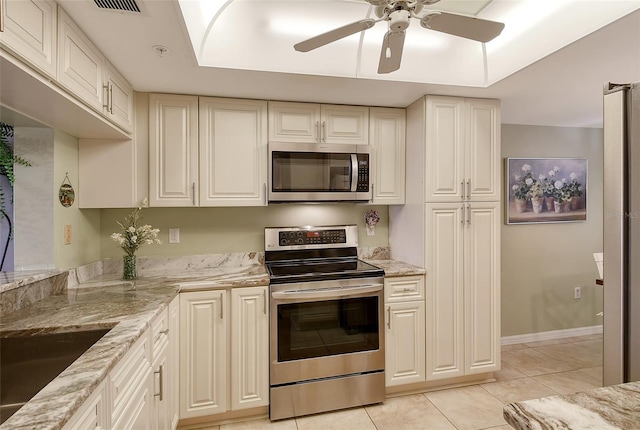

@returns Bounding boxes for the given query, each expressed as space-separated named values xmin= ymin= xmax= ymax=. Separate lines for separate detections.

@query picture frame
xmin=505 ymin=158 xmax=587 ymax=224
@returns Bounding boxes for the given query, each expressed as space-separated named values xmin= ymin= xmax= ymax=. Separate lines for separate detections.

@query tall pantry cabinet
xmin=390 ymin=95 xmax=501 ymax=382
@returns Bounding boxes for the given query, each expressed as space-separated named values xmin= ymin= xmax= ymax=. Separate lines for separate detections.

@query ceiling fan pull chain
xmin=386 ymin=20 xmax=392 ymax=59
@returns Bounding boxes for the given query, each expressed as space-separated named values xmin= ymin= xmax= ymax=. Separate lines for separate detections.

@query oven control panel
xmin=279 ymin=229 xmax=346 ymax=246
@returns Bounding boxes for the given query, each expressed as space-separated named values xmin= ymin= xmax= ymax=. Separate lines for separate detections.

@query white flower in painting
xmin=525 ymin=178 xmax=533 ymax=186
xmin=512 ymin=185 xmax=518 ymax=191
xmin=554 ymin=166 xmax=560 ymax=172
xmin=579 ymin=186 xmax=583 ymax=192
xmin=570 ymin=172 xmax=577 ymax=180
xmin=514 ymin=174 xmax=521 ymax=181
xmin=554 ymin=180 xmax=564 ymax=190
xmin=539 ymin=174 xmax=546 ymax=180
xmin=549 ymin=170 xmax=556 ymax=177
xmin=522 ymin=164 xmax=532 ymax=172
xmin=562 ymin=177 xmax=567 ymax=183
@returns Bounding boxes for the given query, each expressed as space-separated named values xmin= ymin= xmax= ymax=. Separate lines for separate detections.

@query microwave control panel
xmin=278 ymin=229 xmax=346 ymax=246
xmin=357 ymin=154 xmax=369 ymax=192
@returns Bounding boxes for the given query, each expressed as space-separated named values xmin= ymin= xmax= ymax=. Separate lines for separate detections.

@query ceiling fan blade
xmin=294 ymin=19 xmax=376 ymax=52
xmin=421 ymin=11 xmax=505 ymax=43
xmin=378 ymin=31 xmax=405 ymax=74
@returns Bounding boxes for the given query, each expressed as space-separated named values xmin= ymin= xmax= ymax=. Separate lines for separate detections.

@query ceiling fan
xmin=294 ymin=0 xmax=505 ymax=74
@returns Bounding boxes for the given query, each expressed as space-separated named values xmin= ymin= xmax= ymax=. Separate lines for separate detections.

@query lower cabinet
xmin=384 ymin=275 xmax=426 ymax=387
xmin=62 ymin=380 xmax=109 ymax=430
xmin=152 ymin=296 xmax=179 ymax=430
xmin=179 ymin=286 xmax=269 ymax=420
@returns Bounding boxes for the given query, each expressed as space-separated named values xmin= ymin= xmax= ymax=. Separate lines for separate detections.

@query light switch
xmin=169 ymin=228 xmax=180 ymax=244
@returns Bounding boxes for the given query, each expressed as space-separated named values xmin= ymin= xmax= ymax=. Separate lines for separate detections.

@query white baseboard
xmin=501 ymin=325 xmax=603 ymax=346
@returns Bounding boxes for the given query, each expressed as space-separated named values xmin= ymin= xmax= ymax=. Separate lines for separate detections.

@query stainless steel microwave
xmin=268 ymin=142 xmax=372 ymax=203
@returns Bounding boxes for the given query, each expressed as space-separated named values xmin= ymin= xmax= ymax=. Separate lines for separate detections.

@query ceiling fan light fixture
xmin=389 ymin=9 xmax=410 ymax=32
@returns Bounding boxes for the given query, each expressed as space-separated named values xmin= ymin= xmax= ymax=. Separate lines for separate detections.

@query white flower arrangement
xmin=111 ymin=199 xmax=161 ymax=256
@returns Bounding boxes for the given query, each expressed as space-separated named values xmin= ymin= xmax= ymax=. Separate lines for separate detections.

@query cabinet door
xmin=268 ymin=101 xmax=320 ymax=143
xmin=464 ymin=201 xmax=501 ymax=374
xmin=179 ymin=290 xmax=227 ymax=419
xmin=57 ymin=7 xmax=104 ymax=111
xmin=385 ymin=300 xmax=426 ymax=387
xmin=466 ymin=99 xmax=501 ymax=201
xmin=149 ymin=94 xmax=199 ymax=207
xmin=0 ymin=0 xmax=57 ymax=78
xmin=425 ymin=96 xmax=465 ymax=202
xmin=321 ymin=104 xmax=369 ymax=144
xmin=168 ymin=296 xmax=179 ymax=429
xmin=62 ymin=380 xmax=108 ymax=430
xmin=152 ymin=343 xmax=170 ymax=430
xmin=425 ymin=203 xmax=465 ymax=381
xmin=199 ymin=97 xmax=267 ymax=206
xmin=104 ymin=61 xmax=133 ymax=133
xmin=231 ymin=286 xmax=269 ymax=410
xmin=370 ymin=107 xmax=405 ymax=204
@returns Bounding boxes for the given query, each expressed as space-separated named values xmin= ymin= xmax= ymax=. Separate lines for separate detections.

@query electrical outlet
xmin=64 ymin=225 xmax=72 ymax=245
xmin=169 ymin=228 xmax=180 ymax=244
xmin=574 ymin=286 xmax=582 ymax=299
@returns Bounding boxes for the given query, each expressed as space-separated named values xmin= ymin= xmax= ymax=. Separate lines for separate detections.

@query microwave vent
xmin=93 ymin=0 xmax=141 ymax=13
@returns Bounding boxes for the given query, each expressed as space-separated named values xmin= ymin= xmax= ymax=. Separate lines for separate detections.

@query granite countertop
xmin=0 ymin=269 xmax=62 ymax=294
xmin=0 ymin=264 xmax=268 ymax=430
xmin=503 ymin=381 xmax=640 ymax=430
xmin=0 ymin=258 xmax=420 ymax=429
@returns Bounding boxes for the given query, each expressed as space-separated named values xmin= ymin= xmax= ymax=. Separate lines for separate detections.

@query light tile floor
xmin=200 ymin=334 xmax=603 ymax=430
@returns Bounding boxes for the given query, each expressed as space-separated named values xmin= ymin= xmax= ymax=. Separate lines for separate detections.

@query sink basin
xmin=0 ymin=328 xmax=111 ymax=424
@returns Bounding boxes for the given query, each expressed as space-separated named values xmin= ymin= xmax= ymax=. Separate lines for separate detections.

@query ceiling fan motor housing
xmin=389 ymin=9 xmax=410 ymax=32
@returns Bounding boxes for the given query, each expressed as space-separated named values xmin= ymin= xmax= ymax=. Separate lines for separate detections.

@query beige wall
xmin=54 ymin=130 xmax=101 ymax=270
xmin=501 ymin=124 xmax=603 ymax=337
xmin=99 ymin=204 xmax=389 ymax=258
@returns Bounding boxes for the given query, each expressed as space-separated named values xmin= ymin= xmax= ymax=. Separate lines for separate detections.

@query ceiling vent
xmin=93 ymin=0 xmax=141 ymax=13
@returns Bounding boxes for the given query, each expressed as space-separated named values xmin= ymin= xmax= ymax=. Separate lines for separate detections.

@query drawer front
xmin=151 ymin=308 xmax=169 ymax=358
xmin=110 ymin=332 xmax=151 ymax=421
xmin=384 ymin=275 xmax=425 ymax=303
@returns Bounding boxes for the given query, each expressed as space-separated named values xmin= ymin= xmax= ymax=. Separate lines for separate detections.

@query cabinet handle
xmin=466 ymin=179 xmax=471 ymax=200
xmin=316 ymin=121 xmax=320 ymax=142
xmin=154 ymin=364 xmax=164 ymax=401
xmin=0 ymin=0 xmax=4 ymax=32
xmin=192 ymin=182 xmax=196 ymax=206
xmin=263 ymin=290 xmax=267 ymax=315
xmin=263 ymin=183 xmax=267 ymax=206
xmin=220 ymin=295 xmax=224 ymax=319
xmin=461 ymin=206 xmax=465 ymax=225
xmin=160 ymin=328 xmax=169 ymax=335
xmin=461 ymin=180 xmax=465 ymax=201
xmin=103 ymin=84 xmax=110 ymax=111
xmin=467 ymin=204 xmax=471 ymax=224
xmin=387 ymin=306 xmax=391 ymax=329
xmin=321 ymin=121 xmax=326 ymax=143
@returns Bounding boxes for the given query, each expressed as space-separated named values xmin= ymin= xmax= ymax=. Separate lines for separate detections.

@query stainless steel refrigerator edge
xmin=603 ymin=82 xmax=640 ymax=385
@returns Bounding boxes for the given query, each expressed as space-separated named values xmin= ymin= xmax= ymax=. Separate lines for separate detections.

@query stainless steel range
xmin=265 ymin=225 xmax=385 ymax=420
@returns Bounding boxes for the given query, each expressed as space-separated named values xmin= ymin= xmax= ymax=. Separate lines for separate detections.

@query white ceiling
xmin=57 ymin=0 xmax=640 ymax=128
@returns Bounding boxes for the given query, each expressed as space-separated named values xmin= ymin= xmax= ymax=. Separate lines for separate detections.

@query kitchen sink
xmin=0 ymin=328 xmax=111 ymax=424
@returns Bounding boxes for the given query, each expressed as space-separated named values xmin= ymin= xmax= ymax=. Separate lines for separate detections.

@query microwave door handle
xmin=350 ymin=154 xmax=358 ymax=192
xmin=272 ymin=284 xmax=383 ymax=300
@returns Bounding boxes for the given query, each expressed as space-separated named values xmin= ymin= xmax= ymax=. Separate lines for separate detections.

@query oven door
xmin=270 ymin=278 xmax=384 ymax=386
xmin=268 ymin=142 xmax=372 ymax=202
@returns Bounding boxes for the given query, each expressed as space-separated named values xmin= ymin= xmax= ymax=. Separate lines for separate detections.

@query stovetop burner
xmin=264 ymin=225 xmax=384 ymax=284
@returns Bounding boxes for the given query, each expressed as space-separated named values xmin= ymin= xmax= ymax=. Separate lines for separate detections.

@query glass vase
xmin=123 ymin=254 xmax=137 ymax=280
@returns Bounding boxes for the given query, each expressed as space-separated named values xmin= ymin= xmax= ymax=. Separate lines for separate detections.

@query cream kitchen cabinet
xmin=62 ymin=380 xmax=109 ymax=430
xmin=370 ymin=107 xmax=406 ymax=204
xmin=199 ymin=97 xmax=268 ymax=206
xmin=425 ymin=201 xmax=500 ymax=381
xmin=0 ymin=0 xmax=57 ymax=79
xmin=179 ymin=286 xmax=269 ymax=421
xmin=57 ymin=6 xmax=133 ymax=133
xmin=149 ymin=93 xmax=199 ymax=207
xmin=384 ymin=275 xmax=425 ymax=387
xmin=151 ymin=296 xmax=179 ymax=430
xmin=268 ymin=101 xmax=369 ymax=145
xmin=424 ymin=96 xmax=500 ymax=203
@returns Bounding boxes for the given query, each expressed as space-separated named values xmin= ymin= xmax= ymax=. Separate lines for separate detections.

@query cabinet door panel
xmin=370 ymin=107 xmax=405 ymax=204
xmin=199 ymin=98 xmax=267 ymax=206
xmin=465 ymin=202 xmax=501 ymax=374
xmin=104 ymin=62 xmax=133 ymax=133
xmin=149 ymin=94 xmax=198 ymax=206
xmin=268 ymin=101 xmax=320 ymax=143
xmin=467 ymin=99 xmax=500 ymax=201
xmin=231 ymin=286 xmax=269 ymax=410
xmin=425 ymin=97 xmax=465 ymax=202
xmin=385 ymin=301 xmax=425 ymax=387
xmin=179 ymin=290 xmax=227 ymax=418
xmin=0 ymin=0 xmax=57 ymax=78
xmin=321 ymin=105 xmax=369 ymax=144
xmin=426 ymin=203 xmax=465 ymax=380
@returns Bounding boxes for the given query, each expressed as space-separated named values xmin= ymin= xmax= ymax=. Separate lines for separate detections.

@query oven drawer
xmin=384 ymin=275 xmax=425 ymax=303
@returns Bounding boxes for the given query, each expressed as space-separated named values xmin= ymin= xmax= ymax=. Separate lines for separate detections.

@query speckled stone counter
xmin=0 ymin=264 xmax=269 ymax=430
xmin=503 ymin=381 xmax=640 ymax=430
xmin=364 ymin=259 xmax=426 ymax=277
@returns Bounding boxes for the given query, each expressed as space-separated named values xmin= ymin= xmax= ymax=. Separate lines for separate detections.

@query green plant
xmin=0 ymin=124 xmax=31 ymax=215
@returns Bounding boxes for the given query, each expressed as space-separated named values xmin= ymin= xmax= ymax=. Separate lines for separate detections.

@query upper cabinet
xmin=57 ymin=7 xmax=133 ymax=133
xmin=149 ymin=93 xmax=199 ymax=207
xmin=370 ymin=107 xmax=405 ymax=205
xmin=268 ymin=102 xmax=369 ymax=145
xmin=0 ymin=0 xmax=57 ymax=78
xmin=425 ymin=96 xmax=500 ymax=202
xmin=199 ymin=97 xmax=267 ymax=206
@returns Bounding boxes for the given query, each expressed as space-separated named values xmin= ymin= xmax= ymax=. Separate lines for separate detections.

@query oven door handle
xmin=271 ymin=283 xmax=383 ymax=300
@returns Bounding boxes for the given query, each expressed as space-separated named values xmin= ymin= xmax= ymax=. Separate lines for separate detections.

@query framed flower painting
xmin=505 ymin=158 xmax=587 ymax=224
